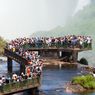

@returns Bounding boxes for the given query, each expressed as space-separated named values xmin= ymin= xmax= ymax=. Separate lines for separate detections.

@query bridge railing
xmin=0 ymin=77 xmax=40 ymax=94
xmin=4 ymin=48 xmax=28 ymax=65
xmin=22 ymin=42 xmax=92 ymax=50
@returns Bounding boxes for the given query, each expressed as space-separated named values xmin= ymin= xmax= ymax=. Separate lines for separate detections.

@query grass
xmin=71 ymin=74 xmax=95 ymax=89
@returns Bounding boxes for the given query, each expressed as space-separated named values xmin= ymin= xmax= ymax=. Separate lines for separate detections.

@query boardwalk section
xmin=6 ymin=36 xmax=92 ymax=63
xmin=28 ymin=47 xmax=91 ymax=62
xmin=2 ymin=36 xmax=92 ymax=94
xmin=3 ymin=48 xmax=42 ymax=95
xmin=4 ymin=48 xmax=28 ymax=74
xmin=0 ymin=77 xmax=40 ymax=95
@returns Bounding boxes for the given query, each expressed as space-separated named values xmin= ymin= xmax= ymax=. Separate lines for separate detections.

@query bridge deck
xmin=4 ymin=47 xmax=92 ymax=66
xmin=3 ymin=49 xmax=41 ymax=95
xmin=4 ymin=48 xmax=28 ymax=65
xmin=0 ymin=77 xmax=40 ymax=95
xmin=27 ymin=47 xmax=91 ymax=52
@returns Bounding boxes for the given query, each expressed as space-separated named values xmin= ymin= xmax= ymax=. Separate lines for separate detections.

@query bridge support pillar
xmin=72 ymin=51 xmax=78 ymax=62
xmin=20 ymin=64 xmax=25 ymax=74
xmin=27 ymin=87 xmax=39 ymax=95
xmin=7 ymin=57 xmax=12 ymax=74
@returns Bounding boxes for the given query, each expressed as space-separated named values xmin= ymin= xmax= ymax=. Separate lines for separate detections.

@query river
xmin=0 ymin=61 xmax=95 ymax=95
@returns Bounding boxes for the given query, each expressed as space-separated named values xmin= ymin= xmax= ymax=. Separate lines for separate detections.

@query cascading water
xmin=73 ymin=0 xmax=91 ymax=15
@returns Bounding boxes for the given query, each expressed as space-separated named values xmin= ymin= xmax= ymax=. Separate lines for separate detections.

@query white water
xmin=73 ymin=0 xmax=91 ymax=15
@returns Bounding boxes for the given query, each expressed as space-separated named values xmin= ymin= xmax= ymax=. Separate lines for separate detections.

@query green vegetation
xmin=72 ymin=74 xmax=95 ymax=89
xmin=0 ymin=36 xmax=6 ymax=55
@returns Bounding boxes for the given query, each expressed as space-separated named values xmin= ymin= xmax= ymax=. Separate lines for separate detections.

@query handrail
xmin=4 ymin=48 xmax=28 ymax=65
xmin=0 ymin=77 xmax=40 ymax=94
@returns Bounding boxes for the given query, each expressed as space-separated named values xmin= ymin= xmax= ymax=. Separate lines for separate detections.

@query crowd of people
xmin=15 ymin=49 xmax=43 ymax=78
xmin=0 ymin=58 xmax=42 ymax=86
xmin=7 ymin=35 xmax=92 ymax=50
xmin=6 ymin=35 xmax=92 ymax=67
xmin=0 ymin=53 xmax=43 ymax=86
xmin=0 ymin=68 xmax=41 ymax=86
xmin=6 ymin=35 xmax=92 ymax=72
xmin=3 ymin=35 xmax=92 ymax=86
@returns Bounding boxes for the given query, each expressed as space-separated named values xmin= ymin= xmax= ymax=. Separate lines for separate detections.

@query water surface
xmin=0 ymin=62 xmax=95 ymax=95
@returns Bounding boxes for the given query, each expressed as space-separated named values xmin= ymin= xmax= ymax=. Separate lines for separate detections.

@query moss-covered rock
xmin=65 ymin=74 xmax=95 ymax=93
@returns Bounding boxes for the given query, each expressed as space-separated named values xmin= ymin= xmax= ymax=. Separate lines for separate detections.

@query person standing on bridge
xmin=0 ymin=77 xmax=3 ymax=86
xmin=12 ymin=73 xmax=18 ymax=82
xmin=26 ymin=67 xmax=31 ymax=77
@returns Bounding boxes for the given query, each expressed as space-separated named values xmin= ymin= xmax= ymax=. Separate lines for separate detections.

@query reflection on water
xmin=0 ymin=62 xmax=95 ymax=95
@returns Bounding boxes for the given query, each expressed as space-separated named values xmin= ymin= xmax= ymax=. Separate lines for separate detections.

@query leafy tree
xmin=0 ymin=36 xmax=6 ymax=55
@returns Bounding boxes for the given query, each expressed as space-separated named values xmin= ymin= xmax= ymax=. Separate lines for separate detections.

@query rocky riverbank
xmin=65 ymin=83 xmax=86 ymax=93
xmin=65 ymin=83 xmax=95 ymax=94
xmin=65 ymin=74 xmax=95 ymax=94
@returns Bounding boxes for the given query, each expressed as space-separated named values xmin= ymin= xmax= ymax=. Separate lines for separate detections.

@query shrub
xmin=83 ymin=81 xmax=95 ymax=89
xmin=71 ymin=74 xmax=95 ymax=89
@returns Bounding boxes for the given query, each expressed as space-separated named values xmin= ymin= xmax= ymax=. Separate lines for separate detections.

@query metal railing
xmin=21 ymin=42 xmax=92 ymax=50
xmin=0 ymin=77 xmax=40 ymax=94
xmin=4 ymin=48 xmax=28 ymax=65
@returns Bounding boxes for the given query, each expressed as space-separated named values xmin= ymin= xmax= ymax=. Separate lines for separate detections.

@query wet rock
xmin=65 ymin=84 xmax=86 ymax=93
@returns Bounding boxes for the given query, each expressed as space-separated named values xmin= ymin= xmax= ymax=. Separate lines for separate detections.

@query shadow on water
xmin=0 ymin=62 xmax=95 ymax=95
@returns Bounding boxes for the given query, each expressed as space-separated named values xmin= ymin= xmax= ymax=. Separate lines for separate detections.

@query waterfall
xmin=73 ymin=0 xmax=91 ymax=15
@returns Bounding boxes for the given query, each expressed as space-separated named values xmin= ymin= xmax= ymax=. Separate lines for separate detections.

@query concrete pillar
xmin=7 ymin=57 xmax=12 ymax=74
xmin=27 ymin=88 xmax=39 ymax=95
xmin=20 ymin=64 xmax=25 ymax=74
xmin=32 ymin=88 xmax=39 ymax=95
xmin=72 ymin=51 xmax=78 ymax=62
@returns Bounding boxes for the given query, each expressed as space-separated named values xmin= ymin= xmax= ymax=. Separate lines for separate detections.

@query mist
xmin=0 ymin=0 xmax=78 ymax=40
xmin=73 ymin=0 xmax=91 ymax=15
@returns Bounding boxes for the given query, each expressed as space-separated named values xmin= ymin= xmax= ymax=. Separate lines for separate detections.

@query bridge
xmin=4 ymin=48 xmax=28 ymax=74
xmin=1 ymin=48 xmax=42 ymax=95
xmin=28 ymin=47 xmax=91 ymax=62
xmin=4 ymin=46 xmax=91 ymax=73
xmin=0 ymin=77 xmax=40 ymax=95
xmin=2 ymin=36 xmax=92 ymax=95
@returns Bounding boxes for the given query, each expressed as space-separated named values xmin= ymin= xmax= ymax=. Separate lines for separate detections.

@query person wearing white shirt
xmin=93 ymin=71 xmax=95 ymax=77
xmin=0 ymin=77 xmax=3 ymax=86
